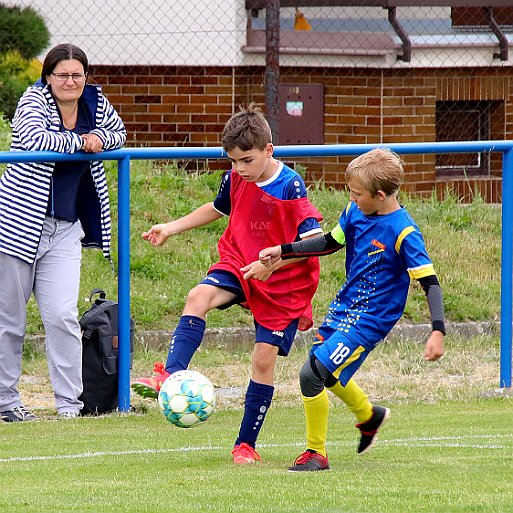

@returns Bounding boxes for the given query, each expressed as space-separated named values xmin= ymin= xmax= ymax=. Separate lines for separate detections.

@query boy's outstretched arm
xmin=259 ymin=231 xmax=344 ymax=268
xmin=418 ymin=275 xmax=445 ymax=361
xmin=142 ymin=202 xmax=223 ymax=246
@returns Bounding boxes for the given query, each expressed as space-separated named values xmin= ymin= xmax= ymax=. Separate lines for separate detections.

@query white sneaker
xmin=59 ymin=411 xmax=80 ymax=419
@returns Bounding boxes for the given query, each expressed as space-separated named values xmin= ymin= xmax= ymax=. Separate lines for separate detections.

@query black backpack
xmin=78 ymin=289 xmax=134 ymax=415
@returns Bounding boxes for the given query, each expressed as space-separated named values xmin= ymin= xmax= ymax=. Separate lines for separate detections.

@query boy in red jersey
xmin=132 ymin=104 xmax=323 ymax=464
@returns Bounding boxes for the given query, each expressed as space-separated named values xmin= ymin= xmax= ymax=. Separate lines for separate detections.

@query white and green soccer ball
xmin=158 ymin=370 xmax=215 ymax=428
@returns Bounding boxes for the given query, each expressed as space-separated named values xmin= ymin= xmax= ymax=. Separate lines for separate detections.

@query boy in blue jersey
xmin=132 ymin=103 xmax=323 ymax=465
xmin=259 ymin=148 xmax=445 ymax=471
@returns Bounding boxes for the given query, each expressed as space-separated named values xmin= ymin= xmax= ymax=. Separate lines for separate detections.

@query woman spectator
xmin=0 ymin=43 xmax=126 ymax=421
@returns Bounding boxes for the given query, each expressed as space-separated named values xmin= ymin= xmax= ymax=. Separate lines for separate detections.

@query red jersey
xmin=209 ymin=170 xmax=322 ymax=331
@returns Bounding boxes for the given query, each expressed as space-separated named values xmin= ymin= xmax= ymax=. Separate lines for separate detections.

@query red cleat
xmin=231 ymin=442 xmax=262 ymax=465
xmin=130 ymin=362 xmax=170 ymax=399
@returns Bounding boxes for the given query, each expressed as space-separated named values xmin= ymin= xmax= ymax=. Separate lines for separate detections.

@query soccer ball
xmin=158 ymin=370 xmax=215 ymax=428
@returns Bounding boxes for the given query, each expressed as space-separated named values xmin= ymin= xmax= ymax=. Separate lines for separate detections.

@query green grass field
xmin=1 ymin=399 xmax=512 ymax=513
xmin=4 ymin=337 xmax=513 ymax=513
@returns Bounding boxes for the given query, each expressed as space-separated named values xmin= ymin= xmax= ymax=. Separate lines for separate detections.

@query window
xmin=435 ymin=101 xmax=497 ymax=177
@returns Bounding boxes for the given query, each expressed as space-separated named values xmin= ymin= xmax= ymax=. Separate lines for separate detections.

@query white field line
xmin=0 ymin=433 xmax=511 ymax=464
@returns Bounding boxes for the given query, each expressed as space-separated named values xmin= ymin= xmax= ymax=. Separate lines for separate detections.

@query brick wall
xmin=90 ymin=64 xmax=511 ymax=202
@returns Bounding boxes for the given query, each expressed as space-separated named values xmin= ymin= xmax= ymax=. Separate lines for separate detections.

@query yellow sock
xmin=302 ymin=389 xmax=329 ymax=457
xmin=327 ymin=379 xmax=372 ymax=423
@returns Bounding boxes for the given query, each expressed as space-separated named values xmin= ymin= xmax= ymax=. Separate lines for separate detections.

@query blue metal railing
xmin=0 ymin=140 xmax=511 ymax=412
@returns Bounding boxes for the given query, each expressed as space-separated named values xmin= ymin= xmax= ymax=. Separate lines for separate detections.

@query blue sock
xmin=235 ymin=380 xmax=274 ymax=448
xmin=165 ymin=315 xmax=206 ymax=373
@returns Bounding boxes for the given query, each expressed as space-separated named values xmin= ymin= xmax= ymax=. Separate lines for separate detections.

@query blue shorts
xmin=310 ymin=324 xmax=371 ymax=386
xmin=200 ymin=270 xmax=299 ymax=356
xmin=200 ymin=270 xmax=246 ymax=307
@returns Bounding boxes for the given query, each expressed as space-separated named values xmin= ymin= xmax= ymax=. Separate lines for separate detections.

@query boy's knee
xmin=252 ymin=350 xmax=275 ymax=373
xmin=186 ymin=285 xmax=203 ymax=302
xmin=299 ymin=356 xmax=330 ymax=397
xmin=185 ymin=285 xmax=212 ymax=311
xmin=252 ymin=358 xmax=273 ymax=376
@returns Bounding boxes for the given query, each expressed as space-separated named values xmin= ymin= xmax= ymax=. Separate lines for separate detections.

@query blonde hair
xmin=222 ymin=103 xmax=272 ymax=152
xmin=345 ymin=148 xmax=404 ymax=196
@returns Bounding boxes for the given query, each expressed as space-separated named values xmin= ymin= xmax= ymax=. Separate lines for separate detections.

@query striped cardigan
xmin=0 ymin=82 xmax=126 ymax=264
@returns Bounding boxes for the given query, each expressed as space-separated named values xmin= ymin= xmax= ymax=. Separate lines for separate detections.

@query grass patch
xmin=19 ymin=334 xmax=505 ymax=412
xmin=15 ymin=158 xmax=501 ymax=334
xmin=8 ymin=335 xmax=512 ymax=513
xmin=0 ymin=398 xmax=512 ymax=513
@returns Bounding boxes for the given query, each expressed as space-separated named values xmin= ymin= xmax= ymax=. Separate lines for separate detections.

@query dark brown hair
xmin=221 ymin=103 xmax=272 ymax=152
xmin=41 ymin=43 xmax=88 ymax=84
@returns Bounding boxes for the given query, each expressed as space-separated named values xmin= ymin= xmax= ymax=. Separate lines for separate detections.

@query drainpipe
xmin=485 ymin=7 xmax=508 ymax=61
xmin=387 ymin=6 xmax=411 ymax=63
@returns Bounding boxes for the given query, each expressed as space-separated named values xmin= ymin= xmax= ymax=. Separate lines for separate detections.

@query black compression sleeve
xmin=418 ymin=275 xmax=446 ymax=335
xmin=281 ymin=232 xmax=344 ymax=260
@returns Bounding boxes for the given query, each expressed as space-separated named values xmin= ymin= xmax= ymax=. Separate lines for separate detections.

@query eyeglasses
xmin=50 ymin=72 xmax=88 ymax=83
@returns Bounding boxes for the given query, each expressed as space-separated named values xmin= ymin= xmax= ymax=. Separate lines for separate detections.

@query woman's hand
xmin=81 ymin=133 xmax=104 ymax=153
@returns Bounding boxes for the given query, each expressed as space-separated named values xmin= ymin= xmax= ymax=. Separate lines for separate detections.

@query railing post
xmin=118 ymin=155 xmax=131 ymax=411
xmin=500 ymin=149 xmax=513 ymax=388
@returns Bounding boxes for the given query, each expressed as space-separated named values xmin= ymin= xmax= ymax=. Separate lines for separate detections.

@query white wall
xmin=5 ymin=1 xmax=509 ymax=68
xmin=6 ymin=0 xmax=248 ymax=65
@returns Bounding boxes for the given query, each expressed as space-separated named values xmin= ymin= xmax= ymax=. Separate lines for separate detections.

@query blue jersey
xmin=213 ymin=162 xmax=322 ymax=239
xmin=324 ymin=202 xmax=436 ymax=349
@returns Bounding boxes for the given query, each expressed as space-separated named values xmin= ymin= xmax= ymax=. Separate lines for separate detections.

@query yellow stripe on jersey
xmin=330 ymin=223 xmax=346 ymax=246
xmin=395 ymin=225 xmax=415 ymax=253
xmin=331 ymin=345 xmax=365 ymax=380
xmin=393 ymin=225 xmax=436 ymax=278
xmin=408 ymin=263 xmax=436 ymax=279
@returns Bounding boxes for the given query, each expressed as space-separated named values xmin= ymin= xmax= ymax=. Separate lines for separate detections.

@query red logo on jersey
xmin=368 ymin=239 xmax=386 ymax=257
